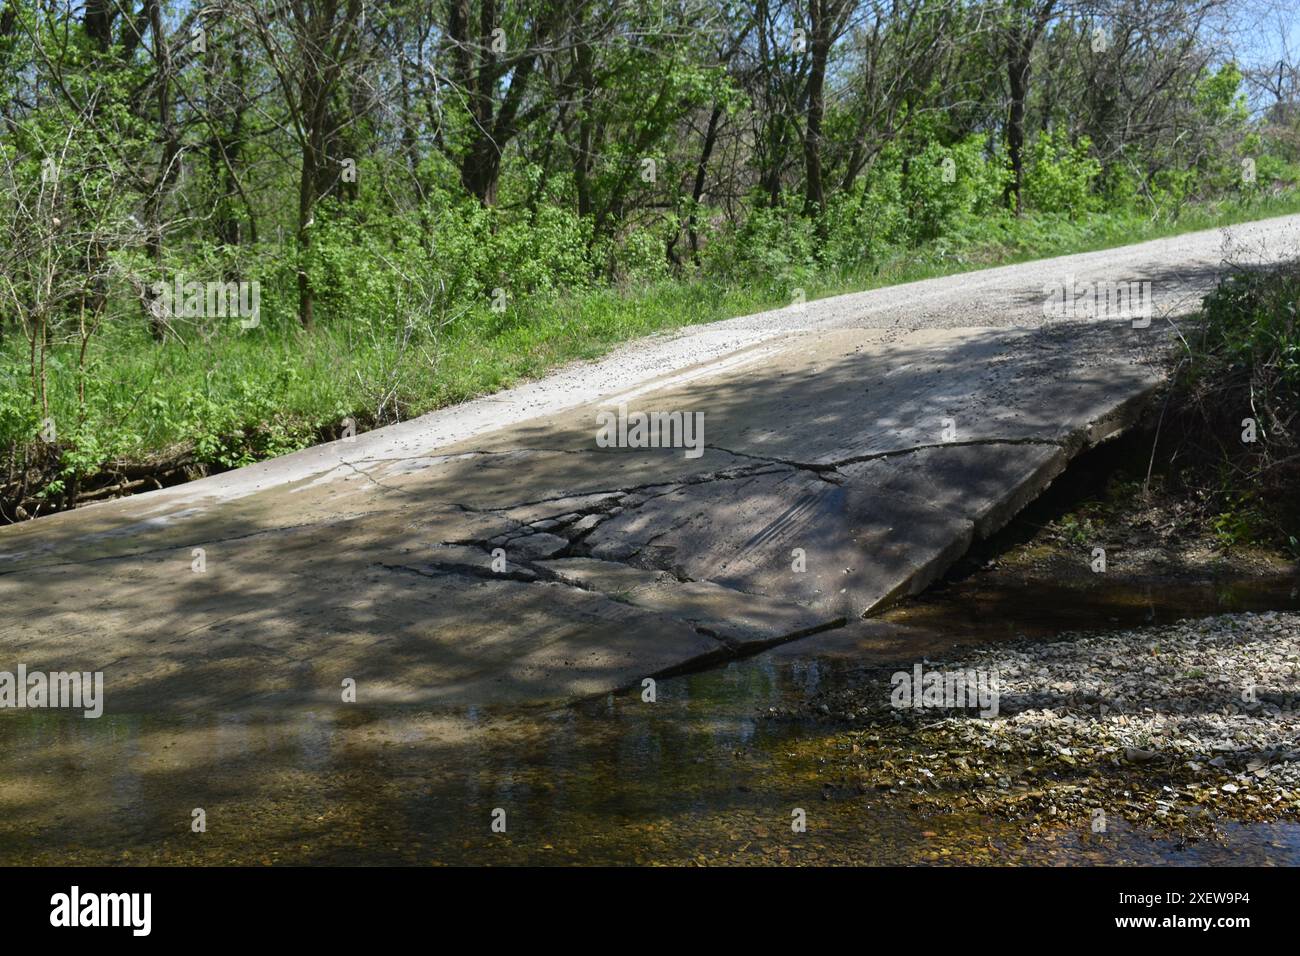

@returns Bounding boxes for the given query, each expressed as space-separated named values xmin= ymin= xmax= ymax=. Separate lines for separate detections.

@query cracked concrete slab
xmin=0 ymin=518 xmax=726 ymax=709
xmin=489 ymin=531 xmax=570 ymax=560
xmin=836 ymin=442 xmax=1069 ymax=539
xmin=537 ymin=557 xmax=842 ymax=648
xmin=577 ymin=442 xmax=1069 ymax=617
xmin=582 ymin=462 xmax=975 ymax=617
xmin=5 ymin=216 xmax=1298 ymax=709
xmin=415 ymin=544 xmax=539 ymax=580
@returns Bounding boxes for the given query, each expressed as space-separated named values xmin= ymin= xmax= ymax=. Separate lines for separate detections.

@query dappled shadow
xmin=0 ymin=314 xmax=1222 ymax=862
xmin=0 ymin=317 xmax=1186 ymax=713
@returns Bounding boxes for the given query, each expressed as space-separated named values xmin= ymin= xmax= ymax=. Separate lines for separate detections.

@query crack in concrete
xmin=335 ymin=460 xmax=421 ymax=496
xmin=438 ymin=454 xmax=792 ymax=521
xmin=704 ymin=436 xmax=1066 ymax=475
xmin=378 ymin=559 xmax=541 ymax=586
xmin=376 ymin=555 xmax=849 ymax=665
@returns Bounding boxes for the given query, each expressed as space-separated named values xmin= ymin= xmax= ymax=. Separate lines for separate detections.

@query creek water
xmin=2 ymin=574 xmax=1297 ymax=865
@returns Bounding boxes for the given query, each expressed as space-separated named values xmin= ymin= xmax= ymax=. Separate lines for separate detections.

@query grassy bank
xmin=1166 ymin=250 xmax=1300 ymax=553
xmin=4 ymin=192 xmax=1300 ymax=520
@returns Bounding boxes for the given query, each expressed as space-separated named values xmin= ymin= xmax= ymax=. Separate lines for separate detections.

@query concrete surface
xmin=2 ymin=215 xmax=1298 ymax=710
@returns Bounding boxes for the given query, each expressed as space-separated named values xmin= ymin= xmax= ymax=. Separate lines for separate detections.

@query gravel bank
xmin=790 ymin=611 xmax=1300 ymax=833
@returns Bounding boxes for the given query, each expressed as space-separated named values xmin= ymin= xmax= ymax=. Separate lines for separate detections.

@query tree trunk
xmin=688 ymin=103 xmax=723 ymax=264
xmin=297 ymin=139 xmax=319 ymax=329
xmin=804 ymin=2 xmax=831 ymax=217
xmin=144 ymin=0 xmax=179 ymax=339
xmin=1005 ymin=43 xmax=1030 ymax=213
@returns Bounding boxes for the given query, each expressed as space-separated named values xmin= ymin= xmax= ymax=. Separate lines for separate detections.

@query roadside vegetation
xmin=1171 ymin=258 xmax=1300 ymax=555
xmin=922 ymin=252 xmax=1300 ymax=594
xmin=2 ymin=1 xmax=1300 ymax=520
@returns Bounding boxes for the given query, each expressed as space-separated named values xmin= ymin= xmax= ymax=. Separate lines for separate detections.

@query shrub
xmin=1024 ymin=128 xmax=1101 ymax=218
xmin=701 ymin=192 xmax=817 ymax=294
xmin=1172 ymin=259 xmax=1300 ymax=546
xmin=900 ymin=134 xmax=1005 ymax=243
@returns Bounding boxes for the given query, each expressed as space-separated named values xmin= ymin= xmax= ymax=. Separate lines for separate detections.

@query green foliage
xmin=1210 ymin=497 xmax=1264 ymax=548
xmin=1024 ymin=128 xmax=1101 ymax=218
xmin=1053 ymin=513 xmax=1098 ymax=548
xmin=700 ymin=192 xmax=818 ymax=293
xmin=305 ymin=208 xmax=423 ymax=330
xmin=180 ymin=363 xmax=320 ymax=469
xmin=900 ymin=135 xmax=1006 ymax=243
xmin=1175 ymin=259 xmax=1300 ymax=550
xmin=306 ymin=193 xmax=598 ymax=329
xmin=818 ymin=175 xmax=904 ymax=269
xmin=611 ymin=226 xmax=672 ymax=284
xmin=1198 ymin=263 xmax=1300 ymax=396
xmin=489 ymin=206 xmax=596 ymax=296
xmin=0 ymin=370 xmax=37 ymax=452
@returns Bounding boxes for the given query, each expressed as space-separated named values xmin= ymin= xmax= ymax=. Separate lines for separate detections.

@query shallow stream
xmin=2 ymin=574 xmax=1296 ymax=865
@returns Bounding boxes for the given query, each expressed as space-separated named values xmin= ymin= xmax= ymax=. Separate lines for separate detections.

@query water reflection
xmin=2 ymin=575 xmax=1297 ymax=865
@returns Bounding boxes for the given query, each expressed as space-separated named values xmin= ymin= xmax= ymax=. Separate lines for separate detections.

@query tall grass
xmin=4 ymin=192 xmax=1300 ymax=517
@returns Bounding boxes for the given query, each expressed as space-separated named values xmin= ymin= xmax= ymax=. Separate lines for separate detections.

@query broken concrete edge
xmin=854 ymin=382 xmax=1161 ymax=619
xmin=969 ymin=446 xmax=1070 ymax=540
xmin=862 ymin=523 xmax=978 ymax=616
xmin=695 ymin=615 xmax=850 ymax=655
xmin=636 ymin=615 xmax=851 ymax=679
xmin=1065 ymin=381 xmax=1162 ymax=455
xmin=391 ymin=381 xmax=1159 ymax=660
xmin=383 ymin=549 xmax=847 ymax=658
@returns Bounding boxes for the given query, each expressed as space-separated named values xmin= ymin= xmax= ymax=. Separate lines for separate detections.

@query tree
xmin=237 ymin=0 xmax=372 ymax=328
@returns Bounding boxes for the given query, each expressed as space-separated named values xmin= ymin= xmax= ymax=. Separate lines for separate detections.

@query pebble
xmin=796 ymin=611 xmax=1300 ymax=830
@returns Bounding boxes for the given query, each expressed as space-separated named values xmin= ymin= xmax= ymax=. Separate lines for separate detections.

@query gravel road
xmin=34 ymin=214 xmax=1300 ymax=511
